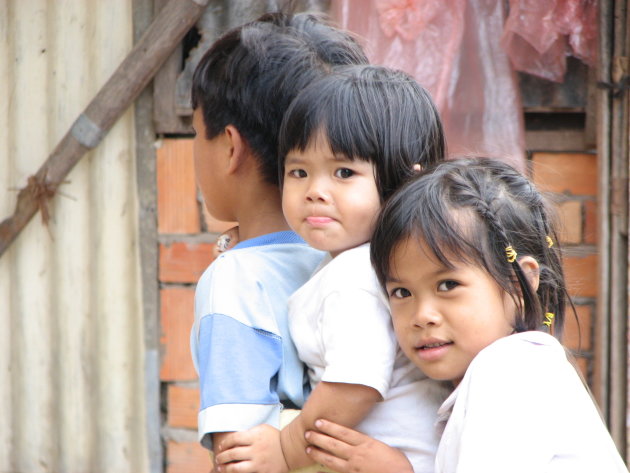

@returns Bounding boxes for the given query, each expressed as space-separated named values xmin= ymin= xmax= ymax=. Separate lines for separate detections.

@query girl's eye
xmin=390 ymin=287 xmax=411 ymax=299
xmin=288 ymin=169 xmax=307 ymax=178
xmin=335 ymin=168 xmax=354 ymax=179
xmin=437 ymin=280 xmax=459 ymax=292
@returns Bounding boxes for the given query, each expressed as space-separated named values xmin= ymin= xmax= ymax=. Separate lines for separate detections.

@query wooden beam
xmin=0 ymin=0 xmax=209 ymax=257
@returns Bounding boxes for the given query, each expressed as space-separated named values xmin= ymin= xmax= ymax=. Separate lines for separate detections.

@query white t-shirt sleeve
xmin=319 ymin=288 xmax=396 ymax=397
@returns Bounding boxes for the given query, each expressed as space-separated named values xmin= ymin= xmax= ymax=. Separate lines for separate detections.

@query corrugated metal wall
xmin=0 ymin=1 xmax=149 ymax=472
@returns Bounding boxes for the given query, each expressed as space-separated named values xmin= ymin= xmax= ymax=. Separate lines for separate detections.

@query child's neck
xmin=239 ymin=212 xmax=291 ymax=242
xmin=236 ymin=185 xmax=291 ymax=242
xmin=329 ymin=241 xmax=370 ymax=258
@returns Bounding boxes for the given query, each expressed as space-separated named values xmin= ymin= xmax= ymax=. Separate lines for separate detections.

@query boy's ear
xmin=518 ymin=256 xmax=540 ymax=291
xmin=223 ymin=125 xmax=247 ymax=174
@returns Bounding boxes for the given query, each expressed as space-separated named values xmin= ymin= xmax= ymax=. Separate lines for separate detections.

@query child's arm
xmin=216 ymin=269 xmax=395 ymax=471
xmin=279 ymin=380 xmax=382 ymax=469
xmin=215 ymin=381 xmax=381 ymax=473
xmin=277 ymin=281 xmax=397 ymax=469
xmin=304 ymin=419 xmax=414 ymax=473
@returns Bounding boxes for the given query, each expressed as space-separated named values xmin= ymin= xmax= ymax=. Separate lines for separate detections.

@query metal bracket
xmin=70 ymin=113 xmax=105 ymax=149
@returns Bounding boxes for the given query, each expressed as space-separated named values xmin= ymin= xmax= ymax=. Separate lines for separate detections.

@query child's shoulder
xmin=223 ymin=230 xmax=322 ymax=261
xmin=473 ymin=332 xmax=564 ymax=368
xmin=318 ymin=244 xmax=377 ymax=287
xmin=330 ymin=243 xmax=371 ymax=266
xmin=199 ymin=232 xmax=324 ymax=289
xmin=481 ymin=331 xmax=561 ymax=355
xmin=463 ymin=331 xmax=570 ymax=390
xmin=196 ymin=233 xmax=325 ymax=325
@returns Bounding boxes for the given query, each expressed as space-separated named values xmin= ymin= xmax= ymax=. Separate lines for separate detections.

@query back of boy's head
xmin=278 ymin=65 xmax=446 ymax=201
xmin=191 ymin=11 xmax=368 ymax=186
xmin=370 ymin=157 xmax=568 ymax=339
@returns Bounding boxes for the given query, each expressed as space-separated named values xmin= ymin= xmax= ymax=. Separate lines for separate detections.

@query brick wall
xmin=157 ymin=139 xmax=234 ymax=473
xmin=156 ymin=139 xmax=599 ymax=472
xmin=531 ymin=152 xmax=598 ymax=379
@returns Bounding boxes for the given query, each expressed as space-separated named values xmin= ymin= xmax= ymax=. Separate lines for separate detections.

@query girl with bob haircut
xmin=303 ymin=158 xmax=628 ymax=473
xmin=214 ymin=65 xmax=451 ymax=473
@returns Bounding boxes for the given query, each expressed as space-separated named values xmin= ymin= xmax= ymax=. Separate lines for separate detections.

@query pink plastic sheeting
xmin=332 ymin=0 xmax=526 ymax=172
xmin=502 ymin=0 xmax=598 ymax=83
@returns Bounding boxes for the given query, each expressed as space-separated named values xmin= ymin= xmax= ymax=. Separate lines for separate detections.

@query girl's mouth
xmin=416 ymin=341 xmax=453 ymax=361
xmin=306 ymin=216 xmax=334 ymax=225
xmin=420 ymin=341 xmax=452 ymax=350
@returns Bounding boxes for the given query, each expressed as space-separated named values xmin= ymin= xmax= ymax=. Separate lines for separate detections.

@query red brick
xmin=202 ymin=205 xmax=238 ymax=234
xmin=532 ymin=153 xmax=597 ymax=196
xmin=557 ymin=200 xmax=582 ymax=245
xmin=168 ymin=385 xmax=200 ymax=429
xmin=160 ymin=242 xmax=215 ymax=283
xmin=160 ymin=288 xmax=197 ymax=381
xmin=583 ymin=199 xmax=597 ymax=244
xmin=563 ymin=304 xmax=592 ymax=351
xmin=167 ymin=441 xmax=213 ymax=473
xmin=564 ymin=253 xmax=598 ymax=298
xmin=157 ymin=139 xmax=200 ymax=234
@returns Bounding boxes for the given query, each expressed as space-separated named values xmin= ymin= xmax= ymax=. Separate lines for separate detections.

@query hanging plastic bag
xmin=501 ymin=0 xmax=598 ymax=82
xmin=331 ymin=0 xmax=526 ymax=171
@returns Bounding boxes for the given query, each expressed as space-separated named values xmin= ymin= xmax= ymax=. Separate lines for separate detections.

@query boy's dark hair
xmin=191 ymin=12 xmax=368 ymax=186
xmin=371 ymin=157 xmax=570 ymax=339
xmin=278 ymin=65 xmax=446 ymax=201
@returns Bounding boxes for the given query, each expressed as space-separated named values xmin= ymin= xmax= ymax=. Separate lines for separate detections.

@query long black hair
xmin=371 ymin=157 xmax=570 ymax=338
xmin=278 ymin=65 xmax=446 ymax=201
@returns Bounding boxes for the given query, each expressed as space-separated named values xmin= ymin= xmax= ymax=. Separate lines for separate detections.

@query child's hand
xmin=305 ymin=419 xmax=414 ymax=473
xmin=213 ymin=225 xmax=239 ymax=257
xmin=215 ymin=424 xmax=289 ymax=473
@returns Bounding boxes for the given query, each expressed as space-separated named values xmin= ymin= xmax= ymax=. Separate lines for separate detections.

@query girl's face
xmin=282 ymin=133 xmax=381 ymax=257
xmin=385 ymin=237 xmax=516 ymax=386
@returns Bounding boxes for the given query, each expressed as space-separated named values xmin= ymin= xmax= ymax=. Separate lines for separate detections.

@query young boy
xmin=189 ymin=11 xmax=368 ymax=460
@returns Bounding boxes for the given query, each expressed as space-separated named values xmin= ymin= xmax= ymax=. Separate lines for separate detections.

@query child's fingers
xmin=305 ymin=430 xmax=350 ymax=459
xmin=306 ymin=446 xmax=348 ymax=473
xmin=214 ymin=226 xmax=240 ymax=254
xmin=313 ymin=419 xmax=365 ymax=446
xmin=215 ymin=446 xmax=251 ymax=465
xmin=217 ymin=431 xmax=253 ymax=452
xmin=216 ymin=460 xmax=254 ymax=473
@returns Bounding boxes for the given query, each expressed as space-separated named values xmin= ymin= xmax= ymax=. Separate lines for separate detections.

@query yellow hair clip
xmin=543 ymin=312 xmax=555 ymax=327
xmin=505 ymin=245 xmax=517 ymax=263
xmin=546 ymin=236 xmax=554 ymax=248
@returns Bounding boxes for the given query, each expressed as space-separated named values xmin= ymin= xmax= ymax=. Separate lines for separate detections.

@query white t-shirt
xmin=435 ymin=331 xmax=628 ymax=472
xmin=289 ymin=244 xmax=451 ymax=473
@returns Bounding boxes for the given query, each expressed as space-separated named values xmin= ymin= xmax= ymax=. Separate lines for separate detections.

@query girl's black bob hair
xmin=278 ymin=65 xmax=446 ymax=201
xmin=370 ymin=157 xmax=571 ymax=338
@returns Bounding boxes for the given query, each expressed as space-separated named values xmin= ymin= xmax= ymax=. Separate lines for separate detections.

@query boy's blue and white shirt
xmin=190 ymin=231 xmax=324 ymax=449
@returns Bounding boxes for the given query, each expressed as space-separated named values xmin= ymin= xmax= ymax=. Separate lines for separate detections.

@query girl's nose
xmin=412 ymin=301 xmax=441 ymax=328
xmin=305 ymin=179 xmax=329 ymax=202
